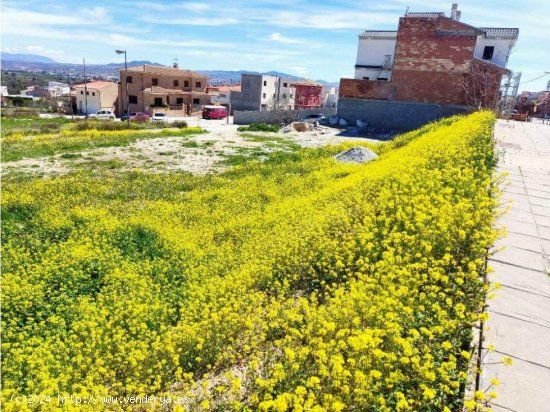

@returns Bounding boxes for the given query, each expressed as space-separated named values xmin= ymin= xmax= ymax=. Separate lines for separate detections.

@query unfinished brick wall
xmin=340 ymin=16 xmax=506 ymax=107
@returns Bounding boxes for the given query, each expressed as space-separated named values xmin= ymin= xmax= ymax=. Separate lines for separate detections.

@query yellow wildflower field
xmin=1 ymin=112 xmax=498 ymax=411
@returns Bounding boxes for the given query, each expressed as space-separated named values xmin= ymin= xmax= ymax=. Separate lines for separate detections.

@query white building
xmin=47 ymin=81 xmax=70 ymax=97
xmin=231 ymin=74 xmax=295 ymax=111
xmin=74 ymin=81 xmax=118 ymax=115
xmin=353 ymin=5 xmax=518 ymax=81
xmin=354 ymin=31 xmax=397 ymax=81
xmin=321 ymin=86 xmax=338 ymax=108
xmin=1 ymin=85 xmax=8 ymax=97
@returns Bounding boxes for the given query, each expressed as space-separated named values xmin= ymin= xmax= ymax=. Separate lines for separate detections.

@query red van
xmin=202 ymin=105 xmax=229 ymax=119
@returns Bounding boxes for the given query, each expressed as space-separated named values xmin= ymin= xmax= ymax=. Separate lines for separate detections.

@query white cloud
xmin=179 ymin=2 xmax=210 ymax=12
xmin=269 ymin=32 xmax=303 ymax=44
xmin=140 ymin=16 xmax=239 ymax=26
xmin=290 ymin=66 xmax=308 ymax=76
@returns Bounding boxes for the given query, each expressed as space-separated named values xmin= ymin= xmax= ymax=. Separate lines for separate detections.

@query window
xmin=193 ymin=98 xmax=200 ymax=105
xmin=173 ymin=80 xmax=179 ymax=86
xmin=86 ymin=91 xmax=89 ymax=95
xmin=273 ymin=93 xmax=276 ymax=98
xmin=129 ymin=95 xmax=138 ymax=104
xmin=184 ymin=80 xmax=189 ymax=88
xmin=377 ymin=77 xmax=388 ymax=81
xmin=126 ymin=76 xmax=133 ymax=83
xmin=283 ymin=82 xmax=288 ymax=87
xmin=80 ymin=91 xmax=83 ymax=95
xmin=482 ymin=46 xmax=494 ymax=60
xmin=92 ymin=92 xmax=95 ymax=96
xmin=154 ymin=97 xmax=163 ymax=106
xmin=263 ymin=80 xmax=267 ymax=86
xmin=152 ymin=78 xmax=159 ymax=86
xmin=176 ymin=97 xmax=184 ymax=105
xmin=196 ymin=81 xmax=202 ymax=88
xmin=363 ymin=77 xmax=370 ymax=80
xmin=263 ymin=93 xmax=266 ymax=98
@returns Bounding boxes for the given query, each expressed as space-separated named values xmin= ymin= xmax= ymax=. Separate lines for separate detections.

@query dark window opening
xmin=173 ymin=80 xmax=179 ymax=86
xmin=193 ymin=98 xmax=200 ymax=105
xmin=80 ymin=91 xmax=83 ymax=94
xmin=126 ymin=76 xmax=133 ymax=83
xmin=283 ymin=82 xmax=288 ymax=87
xmin=195 ymin=81 xmax=202 ymax=88
xmin=482 ymin=46 xmax=494 ymax=60
xmin=377 ymin=77 xmax=389 ymax=81
xmin=263 ymin=93 xmax=266 ymax=98
xmin=152 ymin=78 xmax=159 ymax=86
xmin=86 ymin=91 xmax=89 ymax=95
xmin=184 ymin=80 xmax=189 ymax=88
xmin=129 ymin=95 xmax=138 ymax=104
xmin=92 ymin=92 xmax=96 ymax=96
xmin=176 ymin=97 xmax=184 ymax=105
xmin=263 ymin=80 xmax=267 ymax=86
xmin=154 ymin=97 xmax=163 ymax=106
xmin=166 ymin=96 xmax=170 ymax=105
xmin=362 ymin=77 xmax=370 ymax=80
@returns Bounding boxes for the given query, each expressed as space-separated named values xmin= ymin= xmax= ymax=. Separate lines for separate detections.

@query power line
xmin=519 ymin=72 xmax=550 ymax=85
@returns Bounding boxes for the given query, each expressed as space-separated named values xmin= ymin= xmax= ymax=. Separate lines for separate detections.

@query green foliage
xmin=237 ymin=123 xmax=281 ymax=132
xmin=1 ymin=113 xmax=498 ymax=411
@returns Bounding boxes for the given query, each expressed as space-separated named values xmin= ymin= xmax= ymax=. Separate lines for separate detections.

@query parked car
xmin=122 ymin=112 xmax=150 ymax=122
xmin=152 ymin=112 xmax=167 ymax=122
xmin=89 ymin=110 xmax=115 ymax=120
xmin=202 ymin=105 xmax=228 ymax=120
xmin=302 ymin=113 xmax=326 ymax=123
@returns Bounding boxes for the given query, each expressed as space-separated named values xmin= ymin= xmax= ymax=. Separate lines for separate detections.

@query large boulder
xmin=335 ymin=146 xmax=378 ymax=164
xmin=338 ymin=118 xmax=348 ymax=127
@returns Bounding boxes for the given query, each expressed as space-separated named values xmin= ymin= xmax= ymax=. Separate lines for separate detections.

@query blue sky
xmin=2 ymin=0 xmax=549 ymax=90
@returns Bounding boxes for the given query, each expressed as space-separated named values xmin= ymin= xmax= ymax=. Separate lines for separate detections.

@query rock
xmin=356 ymin=120 xmax=368 ymax=128
xmin=335 ymin=146 xmax=378 ymax=164
xmin=338 ymin=118 xmax=348 ymax=127
xmin=293 ymin=122 xmax=308 ymax=132
xmin=328 ymin=116 xmax=339 ymax=125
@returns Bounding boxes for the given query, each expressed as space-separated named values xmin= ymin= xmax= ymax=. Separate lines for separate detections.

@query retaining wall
xmin=234 ymin=107 xmax=336 ymax=125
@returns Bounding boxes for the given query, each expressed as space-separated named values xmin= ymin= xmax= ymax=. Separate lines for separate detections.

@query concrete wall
xmin=474 ymin=36 xmax=513 ymax=67
xmin=234 ymin=107 xmax=336 ymax=125
xmin=355 ymin=36 xmax=396 ymax=80
xmin=337 ymin=98 xmax=472 ymax=131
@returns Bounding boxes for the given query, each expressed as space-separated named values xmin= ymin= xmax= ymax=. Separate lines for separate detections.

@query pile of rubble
xmin=334 ymin=146 xmax=378 ymax=164
xmin=281 ymin=121 xmax=330 ymax=135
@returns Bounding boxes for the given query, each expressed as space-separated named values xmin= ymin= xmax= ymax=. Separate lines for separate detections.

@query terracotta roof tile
xmin=123 ymin=64 xmax=207 ymax=78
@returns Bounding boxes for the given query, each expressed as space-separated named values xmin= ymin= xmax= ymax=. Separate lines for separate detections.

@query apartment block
xmin=74 ymin=81 xmax=118 ymax=115
xmin=230 ymin=74 xmax=295 ymax=111
xmin=118 ymin=64 xmax=210 ymax=115
xmin=338 ymin=3 xmax=518 ymax=130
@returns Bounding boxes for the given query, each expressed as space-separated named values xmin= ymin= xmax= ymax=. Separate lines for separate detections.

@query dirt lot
xmin=3 ymin=118 xmax=375 ymax=176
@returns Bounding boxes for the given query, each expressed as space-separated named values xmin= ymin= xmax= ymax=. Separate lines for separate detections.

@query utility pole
xmin=115 ymin=49 xmax=130 ymax=128
xmin=83 ymin=58 xmax=88 ymax=118
xmin=68 ymin=69 xmax=75 ymax=119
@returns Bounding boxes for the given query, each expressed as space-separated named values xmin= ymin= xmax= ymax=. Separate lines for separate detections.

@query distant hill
xmin=0 ymin=52 xmax=339 ymax=87
xmin=1 ymin=52 xmax=56 ymax=63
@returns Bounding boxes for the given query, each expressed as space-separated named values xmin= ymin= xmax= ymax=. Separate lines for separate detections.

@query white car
xmin=89 ymin=110 xmax=116 ymax=120
xmin=152 ymin=112 xmax=167 ymax=122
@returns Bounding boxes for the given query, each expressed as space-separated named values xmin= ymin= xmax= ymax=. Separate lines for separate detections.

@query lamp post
xmin=116 ymin=49 xmax=130 ymax=128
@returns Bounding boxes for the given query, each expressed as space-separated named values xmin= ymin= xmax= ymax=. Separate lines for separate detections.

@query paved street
xmin=480 ymin=120 xmax=550 ymax=411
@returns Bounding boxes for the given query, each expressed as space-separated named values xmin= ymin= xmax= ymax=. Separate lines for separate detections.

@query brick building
xmin=338 ymin=4 xmax=518 ymax=130
xmin=292 ymin=81 xmax=322 ymax=109
xmin=117 ymin=65 xmax=210 ymax=116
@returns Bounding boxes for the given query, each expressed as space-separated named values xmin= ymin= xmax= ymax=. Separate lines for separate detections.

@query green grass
xmin=1 ymin=117 xmax=72 ymax=135
xmin=237 ymin=123 xmax=281 ymax=132
xmin=2 ymin=127 xmax=206 ymax=162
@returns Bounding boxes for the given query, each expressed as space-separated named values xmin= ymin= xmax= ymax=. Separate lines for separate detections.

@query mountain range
xmin=1 ymin=52 xmax=339 ymax=87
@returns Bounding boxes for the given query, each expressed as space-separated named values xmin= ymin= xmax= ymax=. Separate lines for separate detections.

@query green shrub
xmin=237 ymin=123 xmax=281 ymax=132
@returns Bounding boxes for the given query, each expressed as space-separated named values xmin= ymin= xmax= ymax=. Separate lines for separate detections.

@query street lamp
xmin=116 ymin=49 xmax=130 ymax=128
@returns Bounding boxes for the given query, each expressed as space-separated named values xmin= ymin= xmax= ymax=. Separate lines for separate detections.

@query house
xmin=74 ymin=81 xmax=118 ymax=115
xmin=516 ymin=91 xmax=550 ymax=119
xmin=206 ymin=84 xmax=241 ymax=107
xmin=338 ymin=3 xmax=519 ymax=130
xmin=46 ymin=81 xmax=70 ymax=97
xmin=230 ymin=74 xmax=295 ymax=112
xmin=20 ymin=85 xmax=49 ymax=99
xmin=321 ymin=86 xmax=338 ymax=108
xmin=292 ymin=81 xmax=322 ymax=110
xmin=117 ymin=64 xmax=210 ymax=116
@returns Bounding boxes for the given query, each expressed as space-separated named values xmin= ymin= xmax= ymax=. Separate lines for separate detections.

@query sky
xmin=1 ymin=0 xmax=549 ymax=90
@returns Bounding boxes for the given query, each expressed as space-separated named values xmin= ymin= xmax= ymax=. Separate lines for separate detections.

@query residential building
xmin=74 ymin=81 xmax=118 ymax=115
xmin=117 ymin=64 xmax=210 ymax=116
xmin=47 ymin=81 xmax=70 ymax=97
xmin=20 ymin=85 xmax=49 ymax=99
xmin=516 ymin=91 xmax=550 ymax=118
xmin=1 ymin=85 xmax=8 ymax=97
xmin=321 ymin=86 xmax=338 ymax=108
xmin=292 ymin=81 xmax=322 ymax=109
xmin=230 ymin=74 xmax=295 ymax=112
xmin=338 ymin=3 xmax=519 ymax=130
xmin=206 ymin=84 xmax=241 ymax=107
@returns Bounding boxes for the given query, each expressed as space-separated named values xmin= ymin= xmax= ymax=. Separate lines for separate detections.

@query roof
xmin=405 ymin=12 xmax=445 ymax=18
xmin=291 ymin=80 xmax=322 ymax=87
xmin=73 ymin=81 xmax=116 ymax=90
xmin=359 ymin=30 xmax=397 ymax=40
xmin=479 ymin=27 xmax=519 ymax=39
xmin=123 ymin=64 xmax=207 ymax=78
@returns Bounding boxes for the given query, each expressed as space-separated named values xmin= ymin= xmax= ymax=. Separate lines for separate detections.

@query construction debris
xmin=282 ymin=122 xmax=330 ymax=134
xmin=335 ymin=146 xmax=378 ymax=164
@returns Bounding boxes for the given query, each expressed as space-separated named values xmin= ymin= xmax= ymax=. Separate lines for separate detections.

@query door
xmin=154 ymin=97 xmax=163 ymax=107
